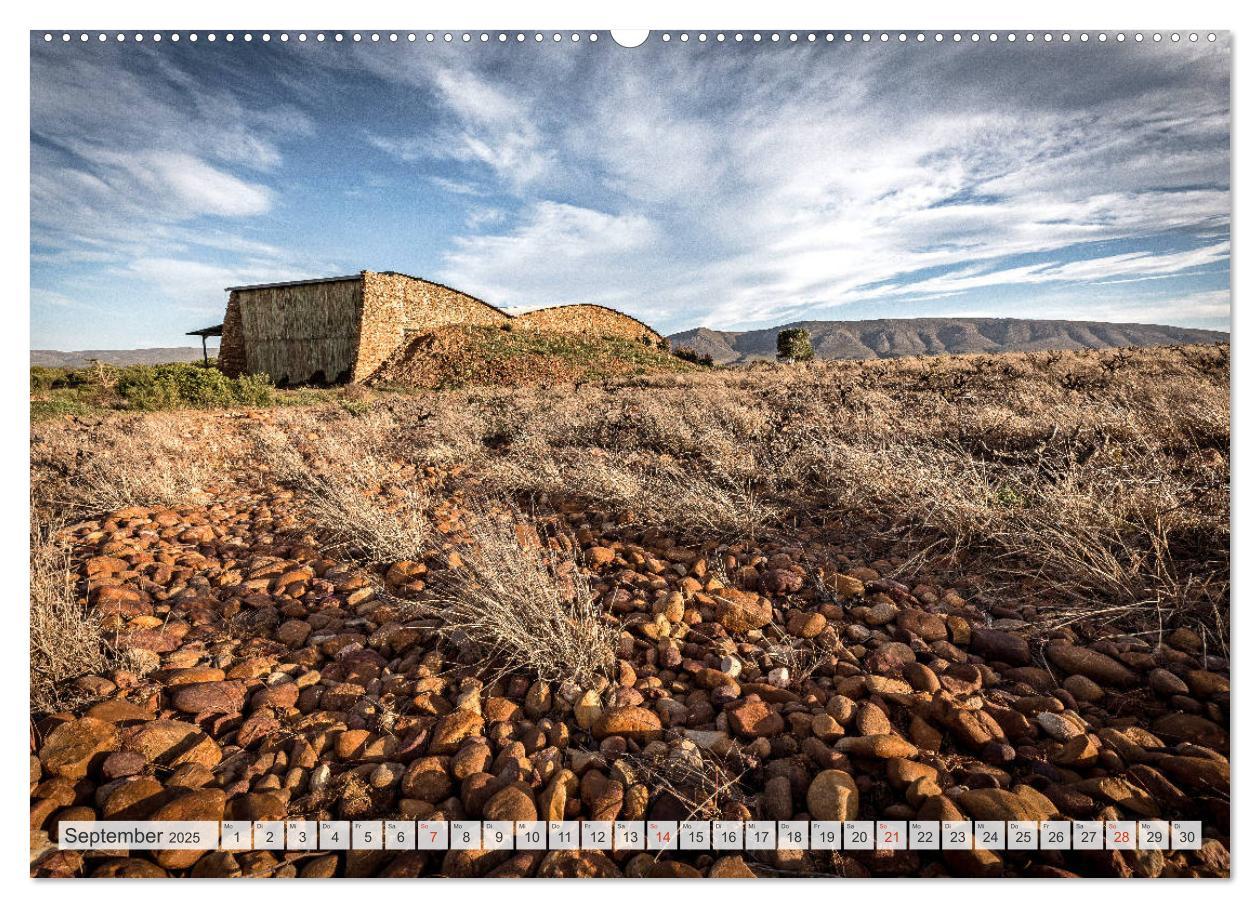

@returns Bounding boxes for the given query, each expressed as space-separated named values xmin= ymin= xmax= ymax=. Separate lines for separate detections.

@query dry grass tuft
xmin=411 ymin=504 xmax=618 ymax=687
xmin=300 ymin=457 xmax=431 ymax=564
xmin=30 ymin=520 xmax=117 ymax=713
xmin=617 ymin=743 xmax=753 ymax=820
xmin=248 ymin=409 xmax=434 ymax=563
xmin=483 ymin=453 xmax=779 ymax=541
xmin=764 ymin=625 xmax=832 ymax=684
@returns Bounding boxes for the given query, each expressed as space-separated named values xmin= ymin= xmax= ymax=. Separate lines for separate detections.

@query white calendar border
xmin=5 ymin=0 xmax=1249 ymax=905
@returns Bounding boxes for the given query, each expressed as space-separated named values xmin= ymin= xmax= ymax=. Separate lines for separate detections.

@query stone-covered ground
xmin=30 ymin=348 xmax=1230 ymax=878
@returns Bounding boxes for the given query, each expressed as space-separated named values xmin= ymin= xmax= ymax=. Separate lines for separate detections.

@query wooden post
xmin=201 ymin=334 xmax=209 ymax=367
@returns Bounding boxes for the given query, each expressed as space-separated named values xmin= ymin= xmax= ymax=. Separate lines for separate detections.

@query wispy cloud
xmin=442 ymin=202 xmax=660 ymax=309
xmin=31 ymin=45 xmax=308 ymax=265
xmin=975 ymin=287 xmax=1232 ymax=328
xmin=357 ymin=52 xmax=552 ymax=188
xmin=30 ymin=42 xmax=332 ymax=347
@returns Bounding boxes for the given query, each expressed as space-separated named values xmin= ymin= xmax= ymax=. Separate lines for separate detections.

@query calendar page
xmin=27 ymin=12 xmax=1230 ymax=883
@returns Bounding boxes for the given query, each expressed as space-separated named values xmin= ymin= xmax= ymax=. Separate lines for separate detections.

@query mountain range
xmin=31 ymin=347 xmax=218 ymax=368
xmin=667 ymin=318 xmax=1227 ymax=364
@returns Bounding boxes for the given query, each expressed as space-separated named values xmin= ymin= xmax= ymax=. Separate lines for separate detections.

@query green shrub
xmin=117 ymin=364 xmax=274 ymax=410
xmin=776 ymin=328 xmax=815 ymax=363
xmin=30 ymin=396 xmax=91 ymax=421
xmin=29 ymin=366 xmax=83 ymax=392
xmin=30 ymin=367 xmax=58 ymax=392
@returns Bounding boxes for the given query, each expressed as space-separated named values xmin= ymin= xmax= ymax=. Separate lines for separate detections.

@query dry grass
xmin=255 ymin=412 xmax=434 ymax=563
xmin=407 ymin=504 xmax=618 ymax=687
xmin=31 ymin=343 xmax=1230 ymax=656
xmin=764 ymin=624 xmax=832 ymax=684
xmin=463 ymin=344 xmax=1228 ymax=650
xmin=31 ymin=416 xmax=216 ymax=520
xmin=30 ymin=520 xmax=115 ymax=713
xmin=616 ymin=742 xmax=753 ymax=820
xmin=299 ymin=459 xmax=432 ymax=564
xmin=482 ymin=452 xmax=779 ymax=540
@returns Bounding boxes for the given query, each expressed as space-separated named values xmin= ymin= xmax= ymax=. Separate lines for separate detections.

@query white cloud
xmin=431 ymin=176 xmax=489 ymax=197
xmin=440 ymin=202 xmax=660 ymax=309
xmin=980 ymin=288 xmax=1232 ymax=329
xmin=857 ymin=240 xmax=1232 ymax=304
xmin=29 ymin=288 xmax=109 ymax=315
xmin=116 ymin=255 xmax=346 ymax=324
xmin=365 ymin=133 xmax=429 ymax=162
xmin=146 ymin=152 xmax=273 ymax=217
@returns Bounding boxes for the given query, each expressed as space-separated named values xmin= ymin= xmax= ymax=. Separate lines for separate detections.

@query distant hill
xmin=668 ymin=318 xmax=1228 ymax=364
xmin=31 ymin=347 xmax=218 ymax=368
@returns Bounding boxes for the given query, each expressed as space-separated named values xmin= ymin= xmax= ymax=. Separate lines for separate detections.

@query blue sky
xmin=30 ymin=32 xmax=1230 ymax=349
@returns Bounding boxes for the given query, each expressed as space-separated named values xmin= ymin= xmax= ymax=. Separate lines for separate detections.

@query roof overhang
xmin=225 ymin=274 xmax=362 ymax=292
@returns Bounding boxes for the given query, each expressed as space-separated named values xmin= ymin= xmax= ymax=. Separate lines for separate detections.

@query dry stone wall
xmin=396 ymin=274 xmax=509 ymax=332
xmin=355 ymin=272 xmax=509 ymax=380
xmin=216 ymin=294 xmax=247 ymax=378
xmin=353 ymin=274 xmax=406 ymax=382
xmin=514 ymin=304 xmax=663 ymax=345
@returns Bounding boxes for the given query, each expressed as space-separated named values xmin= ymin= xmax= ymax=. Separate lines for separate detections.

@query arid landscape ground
xmin=29 ymin=341 xmax=1230 ymax=878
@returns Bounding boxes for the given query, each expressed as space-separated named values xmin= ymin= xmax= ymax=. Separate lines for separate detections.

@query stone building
xmin=193 ymin=271 xmax=661 ymax=385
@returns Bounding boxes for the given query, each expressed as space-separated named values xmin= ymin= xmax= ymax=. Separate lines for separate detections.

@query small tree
xmin=776 ymin=328 xmax=814 ymax=363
